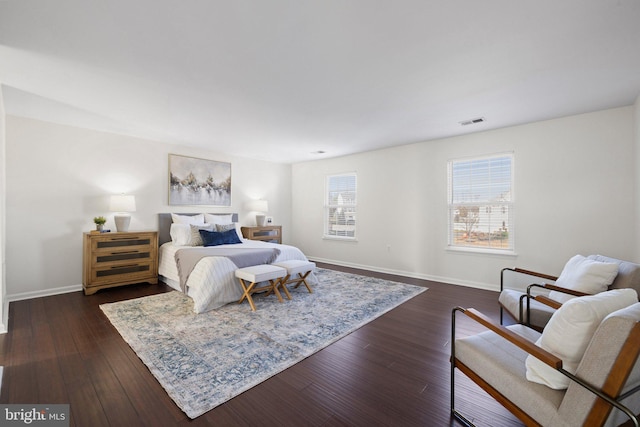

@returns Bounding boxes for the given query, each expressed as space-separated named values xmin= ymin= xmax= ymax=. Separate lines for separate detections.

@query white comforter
xmin=159 ymin=239 xmax=316 ymax=313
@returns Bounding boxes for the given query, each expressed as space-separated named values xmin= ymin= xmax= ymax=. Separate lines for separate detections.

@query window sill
xmin=323 ymin=236 xmax=358 ymax=242
xmin=446 ymin=245 xmax=517 ymax=257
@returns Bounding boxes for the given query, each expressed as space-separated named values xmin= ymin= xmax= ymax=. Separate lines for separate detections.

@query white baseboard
xmin=0 ymin=300 xmax=7 ymax=334
xmin=7 ymin=284 xmax=83 ymax=303
xmin=308 ymin=257 xmax=499 ymax=292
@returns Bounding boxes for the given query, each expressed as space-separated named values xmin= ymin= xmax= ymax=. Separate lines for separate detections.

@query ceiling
xmin=1 ymin=1 xmax=639 ymax=164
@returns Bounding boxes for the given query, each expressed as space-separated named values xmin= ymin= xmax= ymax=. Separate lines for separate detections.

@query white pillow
xmin=548 ymin=255 xmax=618 ymax=303
xmin=525 ymin=288 xmax=638 ymax=389
xmin=171 ymin=213 xmax=205 ymax=225
xmin=169 ymin=223 xmax=191 ymax=246
xmin=236 ymin=223 xmax=245 ymax=241
xmin=204 ymin=213 xmax=233 ymax=225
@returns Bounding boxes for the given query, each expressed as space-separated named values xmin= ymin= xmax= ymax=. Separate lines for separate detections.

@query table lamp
xmin=246 ymin=199 xmax=268 ymax=226
xmin=110 ymin=194 xmax=136 ymax=232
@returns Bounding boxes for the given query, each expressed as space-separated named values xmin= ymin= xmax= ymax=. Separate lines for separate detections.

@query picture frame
xmin=169 ymin=154 xmax=231 ymax=206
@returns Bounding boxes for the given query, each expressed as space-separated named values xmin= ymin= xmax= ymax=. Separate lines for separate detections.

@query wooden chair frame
xmin=451 ymin=306 xmax=640 ymax=427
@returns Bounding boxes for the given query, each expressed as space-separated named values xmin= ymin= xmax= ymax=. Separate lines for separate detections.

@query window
xmin=448 ymin=154 xmax=513 ymax=251
xmin=325 ymin=173 xmax=357 ymax=239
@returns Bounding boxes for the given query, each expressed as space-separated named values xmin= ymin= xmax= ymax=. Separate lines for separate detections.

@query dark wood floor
xmin=0 ymin=263 xmax=522 ymax=426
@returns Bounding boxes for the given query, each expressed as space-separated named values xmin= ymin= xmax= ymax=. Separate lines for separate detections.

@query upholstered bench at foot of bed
xmin=273 ymin=260 xmax=316 ymax=294
xmin=235 ymin=265 xmax=288 ymax=311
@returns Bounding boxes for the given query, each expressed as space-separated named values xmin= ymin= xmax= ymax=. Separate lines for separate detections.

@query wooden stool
xmin=235 ymin=265 xmax=287 ymax=311
xmin=273 ymin=260 xmax=316 ymax=294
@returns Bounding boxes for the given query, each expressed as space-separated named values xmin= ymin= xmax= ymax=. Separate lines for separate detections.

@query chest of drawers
xmin=82 ymin=231 xmax=158 ymax=295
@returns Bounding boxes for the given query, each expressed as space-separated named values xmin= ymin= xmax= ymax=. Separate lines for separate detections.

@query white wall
xmin=0 ymin=86 xmax=7 ymax=333
xmin=5 ymin=116 xmax=291 ymax=299
xmin=635 ymin=94 xmax=640 ymax=260
xmin=292 ymin=106 xmax=637 ymax=291
xmin=5 ymin=104 xmax=637 ymax=299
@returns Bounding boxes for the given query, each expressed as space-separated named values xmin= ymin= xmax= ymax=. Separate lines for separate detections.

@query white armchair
xmin=499 ymin=255 xmax=640 ymax=331
xmin=452 ymin=289 xmax=640 ymax=426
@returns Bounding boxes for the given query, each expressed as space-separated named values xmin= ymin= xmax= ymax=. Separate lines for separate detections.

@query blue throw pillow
xmin=199 ymin=229 xmax=242 ymax=246
xmin=221 ymin=228 xmax=242 ymax=244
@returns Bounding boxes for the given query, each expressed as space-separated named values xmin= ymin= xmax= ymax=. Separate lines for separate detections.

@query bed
xmin=157 ymin=213 xmax=317 ymax=313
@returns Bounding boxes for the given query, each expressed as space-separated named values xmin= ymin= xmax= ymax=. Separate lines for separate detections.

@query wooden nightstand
xmin=82 ymin=231 xmax=158 ymax=295
xmin=241 ymin=225 xmax=282 ymax=244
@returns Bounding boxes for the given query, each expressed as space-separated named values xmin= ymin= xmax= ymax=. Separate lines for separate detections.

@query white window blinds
xmin=448 ymin=154 xmax=513 ymax=251
xmin=325 ymin=173 xmax=357 ymax=239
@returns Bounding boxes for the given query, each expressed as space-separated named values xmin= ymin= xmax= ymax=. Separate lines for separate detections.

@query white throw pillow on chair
xmin=525 ymin=288 xmax=638 ymax=389
xmin=548 ymin=254 xmax=618 ymax=303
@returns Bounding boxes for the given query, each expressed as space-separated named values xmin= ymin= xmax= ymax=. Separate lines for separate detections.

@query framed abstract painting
xmin=168 ymin=154 xmax=231 ymax=206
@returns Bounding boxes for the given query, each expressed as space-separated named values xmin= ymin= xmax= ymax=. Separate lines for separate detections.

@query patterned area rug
xmin=100 ymin=268 xmax=427 ymax=418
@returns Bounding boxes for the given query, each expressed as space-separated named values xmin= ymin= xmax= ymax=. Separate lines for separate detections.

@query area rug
xmin=100 ymin=268 xmax=427 ymax=418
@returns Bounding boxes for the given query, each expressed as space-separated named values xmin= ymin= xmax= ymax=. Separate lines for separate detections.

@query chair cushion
xmin=548 ymin=255 xmax=618 ymax=304
xmin=525 ymin=288 xmax=638 ymax=389
xmin=499 ymin=289 xmax=556 ymax=327
xmin=455 ymin=324 xmax=563 ymax=426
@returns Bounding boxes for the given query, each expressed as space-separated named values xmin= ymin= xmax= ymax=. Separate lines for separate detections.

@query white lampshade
xmin=245 ymin=200 xmax=268 ymax=226
xmin=110 ymin=195 xmax=136 ymax=212
xmin=246 ymin=199 xmax=268 ymax=213
xmin=110 ymin=195 xmax=136 ymax=232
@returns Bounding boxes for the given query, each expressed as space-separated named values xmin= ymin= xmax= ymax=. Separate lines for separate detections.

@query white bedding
xmin=159 ymin=239 xmax=317 ymax=313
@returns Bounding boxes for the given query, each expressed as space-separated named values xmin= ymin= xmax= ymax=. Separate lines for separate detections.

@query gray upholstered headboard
xmin=158 ymin=213 xmax=239 ymax=246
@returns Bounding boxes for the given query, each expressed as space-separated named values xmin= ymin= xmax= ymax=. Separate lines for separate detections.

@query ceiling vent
xmin=459 ymin=117 xmax=486 ymax=126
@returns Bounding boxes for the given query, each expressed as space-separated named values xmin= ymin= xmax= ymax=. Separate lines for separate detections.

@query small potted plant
xmin=93 ymin=216 xmax=107 ymax=232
